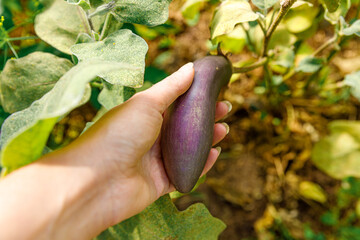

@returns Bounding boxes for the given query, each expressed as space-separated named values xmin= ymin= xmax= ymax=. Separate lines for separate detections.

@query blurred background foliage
xmin=1 ymin=0 xmax=360 ymax=239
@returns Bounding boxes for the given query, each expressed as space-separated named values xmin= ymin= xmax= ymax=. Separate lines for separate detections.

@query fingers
xmin=140 ymin=63 xmax=195 ymax=113
xmin=215 ymin=101 xmax=232 ymax=121
xmin=200 ymin=147 xmax=221 ymax=177
xmin=212 ymin=123 xmax=229 ymax=145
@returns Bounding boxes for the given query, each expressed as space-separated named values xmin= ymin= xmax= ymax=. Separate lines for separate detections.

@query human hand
xmin=78 ymin=62 xmax=231 ymax=227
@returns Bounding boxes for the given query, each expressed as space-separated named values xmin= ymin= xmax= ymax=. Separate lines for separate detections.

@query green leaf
xmin=343 ymin=20 xmax=360 ymax=37
xmin=210 ymin=0 xmax=259 ymax=39
xmin=296 ymin=56 xmax=323 ymax=73
xmin=338 ymin=226 xmax=360 ymax=240
xmin=34 ymin=0 xmax=88 ymax=54
xmin=324 ymin=0 xmax=351 ymax=25
xmin=0 ymin=60 xmax=137 ymax=175
xmin=344 ymin=70 xmax=360 ymax=100
xmin=96 ymin=195 xmax=226 ymax=240
xmin=299 ymin=181 xmax=327 ymax=204
xmin=0 ymin=52 xmax=73 ymax=113
xmin=323 ymin=0 xmax=340 ymax=13
xmin=110 ymin=0 xmax=172 ymax=26
xmin=271 ymin=47 xmax=295 ymax=69
xmin=181 ymin=0 xmax=208 ymax=25
xmin=312 ymin=120 xmax=360 ymax=179
xmin=252 ymin=0 xmax=278 ymax=10
xmin=284 ymin=2 xmax=319 ymax=33
xmin=71 ymin=29 xmax=148 ymax=87
xmin=98 ymin=81 xmax=136 ymax=110
xmin=66 ymin=0 xmax=91 ymax=10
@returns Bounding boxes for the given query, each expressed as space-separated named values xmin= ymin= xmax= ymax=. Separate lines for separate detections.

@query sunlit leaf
xmin=0 ymin=60 xmax=137 ymax=175
xmin=312 ymin=121 xmax=360 ymax=179
xmin=34 ymin=0 xmax=88 ymax=54
xmin=343 ymin=20 xmax=360 ymax=37
xmin=0 ymin=52 xmax=73 ymax=113
xmin=210 ymin=0 xmax=258 ymax=39
xmin=181 ymin=0 xmax=208 ymax=25
xmin=344 ymin=70 xmax=360 ymax=100
xmin=284 ymin=3 xmax=319 ymax=33
xmin=71 ymin=29 xmax=148 ymax=87
xmin=252 ymin=0 xmax=278 ymax=10
xmin=324 ymin=0 xmax=351 ymax=25
xmin=96 ymin=195 xmax=226 ymax=240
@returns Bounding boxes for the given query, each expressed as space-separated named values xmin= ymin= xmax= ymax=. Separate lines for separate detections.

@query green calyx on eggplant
xmin=161 ymin=55 xmax=233 ymax=193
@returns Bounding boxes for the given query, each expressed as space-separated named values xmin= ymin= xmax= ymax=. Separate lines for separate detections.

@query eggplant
xmin=161 ymin=55 xmax=233 ymax=193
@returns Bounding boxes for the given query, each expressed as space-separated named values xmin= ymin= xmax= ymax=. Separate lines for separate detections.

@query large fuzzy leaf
xmin=252 ymin=0 xmax=278 ymax=10
xmin=71 ymin=29 xmax=148 ymax=87
xmin=96 ymin=195 xmax=226 ymax=240
xmin=0 ymin=52 xmax=73 ymax=113
xmin=324 ymin=0 xmax=350 ymax=25
xmin=98 ymin=82 xmax=136 ymax=110
xmin=0 ymin=60 xmax=137 ymax=175
xmin=110 ymin=0 xmax=172 ymax=26
xmin=34 ymin=0 xmax=87 ymax=54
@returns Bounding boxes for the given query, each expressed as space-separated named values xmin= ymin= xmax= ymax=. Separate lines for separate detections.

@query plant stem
xmin=100 ymin=13 xmax=111 ymax=41
xmin=262 ymin=0 xmax=297 ymax=57
xmin=7 ymin=42 xmax=18 ymax=58
xmin=7 ymin=36 xmax=39 ymax=41
xmin=90 ymin=81 xmax=103 ymax=89
xmin=3 ymin=43 xmax=8 ymax=66
xmin=257 ymin=19 xmax=266 ymax=36
xmin=77 ymin=6 xmax=91 ymax=36
xmin=240 ymin=23 xmax=256 ymax=53
xmin=233 ymin=57 xmax=268 ymax=73
xmin=312 ymin=36 xmax=337 ymax=57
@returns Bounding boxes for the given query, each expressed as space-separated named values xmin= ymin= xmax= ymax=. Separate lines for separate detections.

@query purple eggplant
xmin=161 ymin=55 xmax=233 ymax=193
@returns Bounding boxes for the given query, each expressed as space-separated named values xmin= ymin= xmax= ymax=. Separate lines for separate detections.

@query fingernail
xmin=221 ymin=122 xmax=230 ymax=134
xmin=215 ymin=146 xmax=222 ymax=156
xmin=222 ymin=100 xmax=232 ymax=113
xmin=179 ymin=62 xmax=194 ymax=72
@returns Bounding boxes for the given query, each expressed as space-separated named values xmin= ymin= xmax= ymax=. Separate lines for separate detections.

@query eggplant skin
xmin=161 ymin=55 xmax=233 ymax=193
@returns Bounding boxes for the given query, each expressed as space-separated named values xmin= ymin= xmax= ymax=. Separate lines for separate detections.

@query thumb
xmin=140 ymin=63 xmax=194 ymax=113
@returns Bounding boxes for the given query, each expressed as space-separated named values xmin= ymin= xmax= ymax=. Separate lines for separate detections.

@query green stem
xmin=240 ymin=23 xmax=256 ymax=53
xmin=233 ymin=57 xmax=268 ymax=73
xmin=262 ymin=0 xmax=297 ymax=57
xmin=90 ymin=81 xmax=103 ymax=89
xmin=100 ymin=13 xmax=111 ymax=41
xmin=7 ymin=42 xmax=18 ymax=59
xmin=3 ymin=43 xmax=8 ymax=66
xmin=7 ymin=36 xmax=39 ymax=41
xmin=312 ymin=36 xmax=337 ymax=57
xmin=257 ymin=19 xmax=266 ymax=36
xmin=264 ymin=62 xmax=273 ymax=93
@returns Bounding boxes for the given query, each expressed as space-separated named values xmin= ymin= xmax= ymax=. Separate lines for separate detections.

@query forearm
xmin=0 ymin=139 xmax=112 ymax=239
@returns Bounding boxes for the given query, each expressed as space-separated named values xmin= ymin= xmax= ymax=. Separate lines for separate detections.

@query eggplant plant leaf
xmin=181 ymin=0 xmax=208 ymax=25
xmin=323 ymin=0 xmax=340 ymax=13
xmin=0 ymin=60 xmax=138 ymax=176
xmin=324 ymin=0 xmax=351 ymax=25
xmin=210 ymin=0 xmax=259 ymax=39
xmin=252 ymin=0 xmax=278 ymax=10
xmin=66 ymin=0 xmax=91 ymax=10
xmin=98 ymin=81 xmax=136 ymax=110
xmin=110 ymin=0 xmax=172 ymax=26
xmin=343 ymin=20 xmax=360 ymax=37
xmin=34 ymin=0 xmax=87 ymax=54
xmin=296 ymin=56 xmax=323 ymax=73
xmin=344 ymin=70 xmax=360 ymax=100
xmin=312 ymin=121 xmax=360 ymax=179
xmin=71 ymin=29 xmax=148 ymax=87
xmin=96 ymin=195 xmax=226 ymax=240
xmin=0 ymin=52 xmax=73 ymax=113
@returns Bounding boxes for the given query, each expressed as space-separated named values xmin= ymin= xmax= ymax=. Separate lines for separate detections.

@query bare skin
xmin=0 ymin=63 xmax=230 ymax=240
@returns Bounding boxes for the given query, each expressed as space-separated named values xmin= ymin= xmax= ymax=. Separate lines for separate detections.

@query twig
xmin=233 ymin=57 xmax=268 ymax=73
xmin=262 ymin=0 xmax=297 ymax=57
xmin=312 ymin=36 xmax=337 ymax=57
xmin=3 ymin=44 xmax=8 ymax=66
xmin=7 ymin=36 xmax=38 ymax=41
xmin=239 ymin=23 xmax=256 ymax=53
xmin=257 ymin=19 xmax=266 ymax=36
